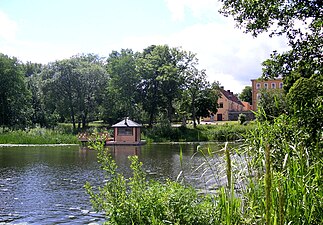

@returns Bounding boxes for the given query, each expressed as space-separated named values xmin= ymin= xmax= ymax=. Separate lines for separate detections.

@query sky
xmin=0 ymin=0 xmax=289 ymax=93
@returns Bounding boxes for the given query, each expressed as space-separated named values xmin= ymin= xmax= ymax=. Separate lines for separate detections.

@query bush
xmin=238 ymin=113 xmax=246 ymax=125
xmin=0 ymin=127 xmax=78 ymax=144
xmin=143 ymin=123 xmax=254 ymax=142
xmin=85 ymin=141 xmax=242 ymax=224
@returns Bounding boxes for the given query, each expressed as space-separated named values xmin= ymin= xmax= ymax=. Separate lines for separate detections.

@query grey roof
xmin=112 ymin=118 xmax=142 ymax=127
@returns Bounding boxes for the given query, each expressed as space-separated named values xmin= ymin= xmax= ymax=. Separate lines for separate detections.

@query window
xmin=256 ymin=83 xmax=261 ymax=89
xmin=264 ymin=83 xmax=268 ymax=89
xmin=219 ymin=102 xmax=223 ymax=108
xmin=279 ymin=82 xmax=283 ymax=89
xmin=117 ymin=128 xmax=133 ymax=136
xmin=271 ymin=83 xmax=276 ymax=89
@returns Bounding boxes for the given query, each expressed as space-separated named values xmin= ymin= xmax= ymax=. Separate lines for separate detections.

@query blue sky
xmin=0 ymin=0 xmax=288 ymax=93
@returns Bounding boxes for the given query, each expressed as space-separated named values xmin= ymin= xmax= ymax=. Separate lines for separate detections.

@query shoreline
xmin=0 ymin=144 xmax=79 ymax=147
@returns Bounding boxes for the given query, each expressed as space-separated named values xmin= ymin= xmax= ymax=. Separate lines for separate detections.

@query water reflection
xmin=0 ymin=142 xmax=244 ymax=224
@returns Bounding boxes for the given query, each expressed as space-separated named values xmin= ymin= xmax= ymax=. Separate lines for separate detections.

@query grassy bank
xmin=0 ymin=127 xmax=79 ymax=144
xmin=143 ymin=122 xmax=255 ymax=142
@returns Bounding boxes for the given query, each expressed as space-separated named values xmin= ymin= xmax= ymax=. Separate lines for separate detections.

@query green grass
xmin=0 ymin=127 xmax=79 ymax=144
xmin=142 ymin=122 xmax=256 ymax=142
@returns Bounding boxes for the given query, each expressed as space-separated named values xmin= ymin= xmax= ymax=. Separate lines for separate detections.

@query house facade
xmin=215 ymin=89 xmax=244 ymax=121
xmin=205 ymin=88 xmax=253 ymax=122
xmin=251 ymin=78 xmax=283 ymax=110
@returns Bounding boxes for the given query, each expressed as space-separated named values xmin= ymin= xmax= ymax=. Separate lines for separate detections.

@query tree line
xmin=0 ymin=45 xmax=220 ymax=131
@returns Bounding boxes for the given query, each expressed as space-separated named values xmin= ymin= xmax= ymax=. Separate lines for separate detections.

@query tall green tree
xmin=104 ymin=49 xmax=140 ymax=124
xmin=0 ymin=53 xmax=31 ymax=128
xmin=239 ymin=86 xmax=252 ymax=105
xmin=286 ymin=74 xmax=323 ymax=141
xmin=195 ymin=82 xmax=220 ymax=124
xmin=183 ymin=67 xmax=208 ymax=128
xmin=24 ymin=63 xmax=48 ymax=127
xmin=136 ymin=45 xmax=196 ymax=126
xmin=42 ymin=54 xmax=108 ymax=131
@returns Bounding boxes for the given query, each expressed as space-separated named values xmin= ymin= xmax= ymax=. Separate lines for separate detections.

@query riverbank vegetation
xmin=0 ymin=127 xmax=78 ymax=144
xmin=143 ymin=122 xmax=255 ymax=142
xmin=0 ymin=45 xmax=220 ymax=134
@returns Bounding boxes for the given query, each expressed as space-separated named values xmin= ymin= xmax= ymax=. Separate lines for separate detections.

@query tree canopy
xmin=239 ymin=86 xmax=252 ymax=105
xmin=0 ymin=45 xmax=218 ymax=130
xmin=0 ymin=54 xmax=31 ymax=128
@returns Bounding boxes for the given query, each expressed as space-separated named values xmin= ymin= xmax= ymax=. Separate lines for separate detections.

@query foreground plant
xmin=242 ymin=115 xmax=323 ymax=224
xmin=85 ymin=141 xmax=241 ymax=224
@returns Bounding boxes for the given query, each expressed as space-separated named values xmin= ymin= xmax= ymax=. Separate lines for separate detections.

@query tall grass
xmin=0 ymin=127 xmax=79 ymax=144
xmin=241 ymin=115 xmax=322 ymax=224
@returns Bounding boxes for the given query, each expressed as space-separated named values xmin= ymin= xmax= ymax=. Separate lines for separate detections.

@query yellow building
xmin=251 ymin=78 xmax=283 ymax=110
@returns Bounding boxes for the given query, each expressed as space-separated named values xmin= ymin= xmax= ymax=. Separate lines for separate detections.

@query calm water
xmin=0 ymin=143 xmax=239 ymax=224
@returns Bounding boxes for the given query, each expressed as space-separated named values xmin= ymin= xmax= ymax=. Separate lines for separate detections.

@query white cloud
xmin=165 ymin=0 xmax=222 ymax=22
xmin=0 ymin=11 xmax=18 ymax=41
xmin=162 ymin=0 xmax=289 ymax=93
xmin=120 ymin=21 xmax=288 ymax=93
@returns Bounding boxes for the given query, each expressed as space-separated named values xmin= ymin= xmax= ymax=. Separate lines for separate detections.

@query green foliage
xmin=104 ymin=49 xmax=140 ymax=124
xmin=286 ymin=73 xmax=323 ymax=141
xmin=195 ymin=82 xmax=220 ymax=124
xmin=0 ymin=127 xmax=78 ymax=144
xmin=0 ymin=53 xmax=31 ymax=128
xmin=257 ymin=88 xmax=287 ymax=121
xmin=238 ymin=114 xmax=246 ymax=125
xmin=136 ymin=45 xmax=201 ymax=127
xmin=241 ymin=115 xmax=323 ymax=224
xmin=239 ymin=86 xmax=252 ymax=105
xmin=219 ymin=0 xmax=322 ymax=101
xmin=143 ymin=123 xmax=254 ymax=142
xmin=41 ymin=54 xmax=108 ymax=131
xmin=85 ymin=141 xmax=236 ymax=225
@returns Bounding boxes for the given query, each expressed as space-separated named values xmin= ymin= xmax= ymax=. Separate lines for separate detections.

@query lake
xmin=0 ymin=143 xmax=243 ymax=224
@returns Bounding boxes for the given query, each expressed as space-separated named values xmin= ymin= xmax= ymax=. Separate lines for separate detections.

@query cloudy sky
xmin=0 ymin=0 xmax=288 ymax=93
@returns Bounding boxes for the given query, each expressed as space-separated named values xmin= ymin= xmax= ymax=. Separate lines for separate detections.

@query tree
xmin=257 ymin=88 xmax=287 ymax=122
xmin=25 ymin=66 xmax=47 ymax=127
xmin=42 ymin=54 xmax=108 ymax=131
xmin=286 ymin=74 xmax=323 ymax=141
xmin=239 ymin=86 xmax=252 ymax=105
xmin=195 ymin=82 xmax=220 ymax=124
xmin=0 ymin=53 xmax=31 ymax=128
xmin=104 ymin=49 xmax=140 ymax=124
xmin=183 ymin=67 xmax=208 ymax=128
xmin=219 ymin=0 xmax=322 ymax=91
xmin=136 ymin=45 xmax=196 ymax=127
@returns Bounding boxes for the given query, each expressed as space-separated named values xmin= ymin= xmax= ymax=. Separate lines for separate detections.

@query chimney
xmin=124 ymin=117 xmax=128 ymax=126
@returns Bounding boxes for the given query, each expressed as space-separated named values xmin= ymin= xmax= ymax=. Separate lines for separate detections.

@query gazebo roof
xmin=112 ymin=118 xmax=142 ymax=128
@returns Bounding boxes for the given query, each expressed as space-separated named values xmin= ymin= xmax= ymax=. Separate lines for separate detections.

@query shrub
xmin=238 ymin=113 xmax=246 ymax=125
xmin=85 ymin=141 xmax=242 ymax=224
